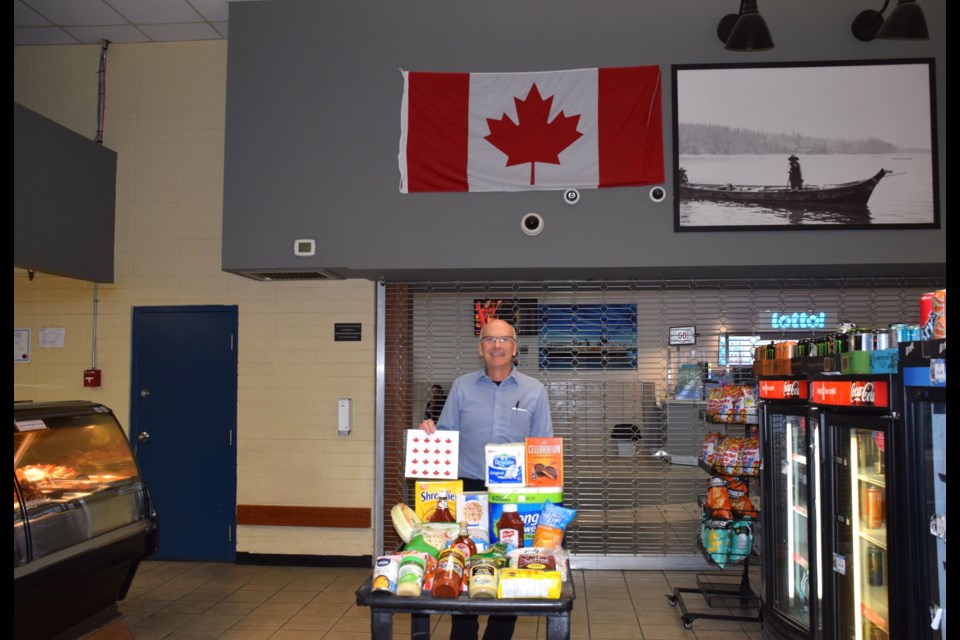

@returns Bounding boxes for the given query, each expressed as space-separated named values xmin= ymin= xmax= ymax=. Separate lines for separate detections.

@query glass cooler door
xmin=768 ymin=410 xmax=821 ymax=634
xmin=832 ymin=427 xmax=890 ymax=640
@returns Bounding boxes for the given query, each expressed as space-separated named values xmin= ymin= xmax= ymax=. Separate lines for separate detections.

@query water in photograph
xmin=678 ymin=153 xmax=934 ymax=227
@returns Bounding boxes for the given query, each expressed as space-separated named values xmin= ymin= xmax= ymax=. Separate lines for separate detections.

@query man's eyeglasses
xmin=480 ymin=336 xmax=516 ymax=345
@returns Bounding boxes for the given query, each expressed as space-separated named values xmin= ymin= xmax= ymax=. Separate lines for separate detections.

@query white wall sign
xmin=14 ymin=328 xmax=31 ymax=363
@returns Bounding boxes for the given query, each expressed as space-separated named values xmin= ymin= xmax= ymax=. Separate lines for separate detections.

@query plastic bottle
xmin=431 ymin=548 xmax=466 ymax=598
xmin=451 ymin=520 xmax=477 ymax=560
xmin=428 ymin=489 xmax=455 ymax=523
xmin=497 ymin=503 xmax=525 ymax=550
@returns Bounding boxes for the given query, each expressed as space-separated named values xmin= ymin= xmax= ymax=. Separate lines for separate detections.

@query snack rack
xmin=666 ymin=413 xmax=763 ymax=629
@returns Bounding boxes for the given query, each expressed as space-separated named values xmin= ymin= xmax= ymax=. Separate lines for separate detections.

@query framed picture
xmin=672 ymin=58 xmax=939 ymax=231
xmin=474 ymin=298 xmax=539 ymax=336
xmin=538 ymin=303 xmax=637 ymax=370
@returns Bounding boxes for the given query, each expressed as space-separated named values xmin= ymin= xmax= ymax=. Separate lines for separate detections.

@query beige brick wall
xmin=14 ymin=42 xmax=377 ymax=557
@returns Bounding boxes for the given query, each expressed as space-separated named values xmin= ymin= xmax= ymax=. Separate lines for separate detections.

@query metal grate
xmin=377 ymin=276 xmax=944 ymax=565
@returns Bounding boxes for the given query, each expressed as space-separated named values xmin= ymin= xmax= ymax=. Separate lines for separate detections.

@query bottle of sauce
xmin=451 ymin=521 xmax=477 ymax=560
xmin=432 ymin=548 xmax=466 ymax=598
xmin=428 ymin=489 xmax=456 ymax=523
xmin=497 ymin=504 xmax=525 ymax=550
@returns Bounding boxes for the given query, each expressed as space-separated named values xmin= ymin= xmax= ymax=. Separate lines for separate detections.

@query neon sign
xmin=770 ymin=312 xmax=826 ymax=330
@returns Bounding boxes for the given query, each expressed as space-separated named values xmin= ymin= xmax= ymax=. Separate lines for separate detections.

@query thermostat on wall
xmin=294 ymin=239 xmax=316 ymax=256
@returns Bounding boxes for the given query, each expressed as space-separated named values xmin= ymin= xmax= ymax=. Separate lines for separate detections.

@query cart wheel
xmin=668 ymin=596 xmax=678 ymax=606
xmin=682 ymin=617 xmax=693 ymax=629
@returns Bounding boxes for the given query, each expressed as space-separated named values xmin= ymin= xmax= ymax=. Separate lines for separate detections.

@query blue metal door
xmin=130 ymin=305 xmax=238 ymax=561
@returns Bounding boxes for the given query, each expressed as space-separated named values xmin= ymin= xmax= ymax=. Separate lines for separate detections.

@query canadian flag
xmin=399 ymin=65 xmax=663 ymax=193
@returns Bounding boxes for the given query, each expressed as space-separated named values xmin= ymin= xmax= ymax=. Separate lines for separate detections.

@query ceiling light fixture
xmin=852 ymin=0 xmax=929 ymax=42
xmin=717 ymin=0 xmax=774 ymax=52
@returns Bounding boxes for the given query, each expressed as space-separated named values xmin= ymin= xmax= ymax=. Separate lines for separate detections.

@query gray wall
xmin=222 ymin=0 xmax=946 ymax=282
xmin=14 ymin=102 xmax=117 ymax=283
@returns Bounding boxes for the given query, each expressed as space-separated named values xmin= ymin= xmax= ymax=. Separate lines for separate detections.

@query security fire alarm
xmin=294 ymin=239 xmax=316 ymax=256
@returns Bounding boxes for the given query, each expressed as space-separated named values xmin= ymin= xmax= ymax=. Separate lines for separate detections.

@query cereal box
xmin=525 ymin=437 xmax=563 ymax=487
xmin=456 ymin=491 xmax=489 ymax=531
xmin=414 ymin=480 xmax=463 ymax=522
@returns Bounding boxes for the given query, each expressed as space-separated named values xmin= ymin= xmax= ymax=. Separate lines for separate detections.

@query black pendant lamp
xmin=852 ymin=0 xmax=929 ymax=41
xmin=717 ymin=0 xmax=774 ymax=52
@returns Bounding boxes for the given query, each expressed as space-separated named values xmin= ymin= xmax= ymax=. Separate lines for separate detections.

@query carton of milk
xmin=485 ymin=443 xmax=526 ymax=488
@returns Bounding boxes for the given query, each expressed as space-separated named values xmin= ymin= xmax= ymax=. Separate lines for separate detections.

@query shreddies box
xmin=525 ymin=437 xmax=563 ymax=487
xmin=414 ymin=480 xmax=463 ymax=522
xmin=488 ymin=487 xmax=563 ymax=546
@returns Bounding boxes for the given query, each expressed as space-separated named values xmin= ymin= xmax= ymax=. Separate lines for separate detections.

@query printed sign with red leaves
xmin=405 ymin=429 xmax=460 ymax=479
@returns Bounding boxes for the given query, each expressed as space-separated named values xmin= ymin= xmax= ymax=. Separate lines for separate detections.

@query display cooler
xmin=14 ymin=401 xmax=159 ymax=640
xmin=759 ymin=375 xmax=822 ymax=640
xmin=809 ymin=375 xmax=901 ymax=640
xmin=897 ymin=339 xmax=946 ymax=639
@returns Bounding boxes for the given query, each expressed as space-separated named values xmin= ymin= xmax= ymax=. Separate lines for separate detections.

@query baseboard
xmin=235 ymin=552 xmax=371 ymax=567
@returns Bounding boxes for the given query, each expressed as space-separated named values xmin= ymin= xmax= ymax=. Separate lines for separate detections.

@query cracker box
xmin=485 ymin=443 xmax=526 ymax=487
xmin=414 ymin=480 xmax=463 ymax=522
xmin=488 ymin=487 xmax=563 ymax=546
xmin=525 ymin=437 xmax=564 ymax=487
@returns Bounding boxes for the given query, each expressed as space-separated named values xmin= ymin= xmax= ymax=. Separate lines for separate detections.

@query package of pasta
xmin=704 ymin=475 xmax=732 ymax=519
xmin=532 ymin=501 xmax=577 ymax=549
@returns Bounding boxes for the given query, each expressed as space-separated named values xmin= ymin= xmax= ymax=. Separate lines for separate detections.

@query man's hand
xmin=419 ymin=418 xmax=437 ymax=434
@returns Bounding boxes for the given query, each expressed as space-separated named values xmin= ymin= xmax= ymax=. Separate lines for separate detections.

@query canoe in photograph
xmin=680 ymin=168 xmax=889 ymax=206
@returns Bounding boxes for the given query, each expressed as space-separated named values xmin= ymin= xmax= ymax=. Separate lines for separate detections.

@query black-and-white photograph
xmin=673 ymin=59 xmax=939 ymax=231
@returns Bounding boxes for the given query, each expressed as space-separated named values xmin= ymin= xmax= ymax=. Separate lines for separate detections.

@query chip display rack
xmin=666 ymin=423 xmax=763 ymax=629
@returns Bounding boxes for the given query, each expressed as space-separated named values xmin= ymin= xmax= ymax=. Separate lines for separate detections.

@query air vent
xmin=234 ymin=270 xmax=343 ymax=282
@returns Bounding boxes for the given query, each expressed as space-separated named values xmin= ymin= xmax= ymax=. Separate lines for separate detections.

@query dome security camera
xmin=649 ymin=186 xmax=666 ymax=203
xmin=521 ymin=212 xmax=544 ymax=236
xmin=563 ymin=189 xmax=580 ymax=205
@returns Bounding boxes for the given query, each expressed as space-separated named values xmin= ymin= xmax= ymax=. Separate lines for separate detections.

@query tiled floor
xmin=86 ymin=560 xmax=764 ymax=639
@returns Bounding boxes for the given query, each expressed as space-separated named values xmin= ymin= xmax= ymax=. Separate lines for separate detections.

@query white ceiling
xmin=14 ymin=0 xmax=240 ymax=46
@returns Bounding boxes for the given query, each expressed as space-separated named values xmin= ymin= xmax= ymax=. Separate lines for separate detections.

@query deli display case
xmin=14 ymin=400 xmax=159 ymax=639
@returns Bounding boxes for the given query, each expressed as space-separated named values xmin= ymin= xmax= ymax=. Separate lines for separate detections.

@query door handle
xmin=138 ymin=431 xmax=150 ymax=442
xmin=140 ymin=389 xmax=150 ymax=398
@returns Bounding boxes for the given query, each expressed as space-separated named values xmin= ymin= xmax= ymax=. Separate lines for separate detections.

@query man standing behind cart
xmin=421 ymin=317 xmax=553 ymax=640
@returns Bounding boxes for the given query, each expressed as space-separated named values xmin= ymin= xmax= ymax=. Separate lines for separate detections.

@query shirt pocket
xmin=506 ymin=406 xmax=533 ymax=439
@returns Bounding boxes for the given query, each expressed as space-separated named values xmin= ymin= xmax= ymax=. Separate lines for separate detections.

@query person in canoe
xmin=788 ymin=155 xmax=804 ymax=190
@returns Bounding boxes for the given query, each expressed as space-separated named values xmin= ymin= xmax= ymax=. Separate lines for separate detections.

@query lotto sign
xmin=405 ymin=430 xmax=460 ymax=478
xmin=669 ymin=326 xmax=696 ymax=346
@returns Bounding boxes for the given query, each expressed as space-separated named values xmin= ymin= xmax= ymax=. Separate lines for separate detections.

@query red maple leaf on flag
xmin=484 ymin=83 xmax=583 ymax=186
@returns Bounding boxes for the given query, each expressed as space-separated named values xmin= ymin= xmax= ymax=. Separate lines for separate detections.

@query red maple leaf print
xmin=484 ymin=83 xmax=583 ymax=186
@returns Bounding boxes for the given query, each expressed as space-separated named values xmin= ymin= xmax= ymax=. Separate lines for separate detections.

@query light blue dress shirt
xmin=436 ymin=367 xmax=553 ymax=481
